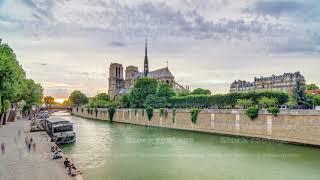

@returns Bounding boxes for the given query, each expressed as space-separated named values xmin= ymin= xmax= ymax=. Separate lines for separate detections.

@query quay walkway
xmin=0 ymin=119 xmax=82 ymax=180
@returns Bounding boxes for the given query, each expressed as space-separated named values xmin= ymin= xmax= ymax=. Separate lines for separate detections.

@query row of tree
xmin=0 ymin=42 xmax=43 ymax=123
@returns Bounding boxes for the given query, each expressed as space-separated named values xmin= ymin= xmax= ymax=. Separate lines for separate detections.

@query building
xmin=230 ymin=72 xmax=305 ymax=93
xmin=108 ymin=40 xmax=189 ymax=100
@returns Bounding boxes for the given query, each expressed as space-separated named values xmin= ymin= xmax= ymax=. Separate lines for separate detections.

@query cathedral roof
xmin=148 ymin=67 xmax=174 ymax=78
xmin=133 ymin=67 xmax=174 ymax=79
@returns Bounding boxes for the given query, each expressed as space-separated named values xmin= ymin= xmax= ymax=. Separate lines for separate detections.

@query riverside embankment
xmin=72 ymin=107 xmax=320 ymax=147
xmin=0 ymin=119 xmax=82 ymax=180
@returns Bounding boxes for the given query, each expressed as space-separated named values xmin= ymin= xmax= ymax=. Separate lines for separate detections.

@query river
xmin=54 ymin=113 xmax=320 ymax=180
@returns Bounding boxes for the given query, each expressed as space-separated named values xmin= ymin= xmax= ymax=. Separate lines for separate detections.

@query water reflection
xmin=55 ymin=113 xmax=320 ymax=180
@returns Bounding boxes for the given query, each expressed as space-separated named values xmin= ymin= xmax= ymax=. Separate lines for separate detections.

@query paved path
xmin=0 ymin=119 xmax=82 ymax=180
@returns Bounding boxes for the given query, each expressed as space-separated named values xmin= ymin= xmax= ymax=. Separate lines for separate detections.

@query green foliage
xmin=190 ymin=108 xmax=201 ymax=124
xmin=130 ymin=78 xmax=158 ymax=108
xmin=87 ymin=93 xmax=112 ymax=108
xmin=245 ymin=107 xmax=260 ymax=120
xmin=286 ymin=96 xmax=297 ymax=108
xmin=159 ymin=108 xmax=164 ymax=117
xmin=169 ymin=91 xmax=288 ymax=109
xmin=0 ymin=43 xmax=26 ymax=103
xmin=146 ymin=106 xmax=153 ymax=121
xmin=44 ymin=96 xmax=55 ymax=107
xmin=258 ymin=97 xmax=278 ymax=108
xmin=2 ymin=100 xmax=11 ymax=113
xmin=267 ymin=107 xmax=280 ymax=117
xmin=95 ymin=93 xmax=110 ymax=101
xmin=69 ymin=90 xmax=89 ymax=107
xmin=108 ymin=107 xmax=116 ymax=122
xmin=236 ymin=99 xmax=253 ymax=109
xmin=157 ymin=84 xmax=176 ymax=98
xmin=21 ymin=79 xmax=43 ymax=107
xmin=306 ymin=84 xmax=319 ymax=90
xmin=293 ymin=79 xmax=309 ymax=107
xmin=306 ymin=94 xmax=320 ymax=107
xmin=177 ymin=91 xmax=191 ymax=97
xmin=143 ymin=95 xmax=168 ymax=108
xmin=172 ymin=108 xmax=176 ymax=123
xmin=120 ymin=94 xmax=130 ymax=108
xmin=192 ymin=88 xmax=211 ymax=95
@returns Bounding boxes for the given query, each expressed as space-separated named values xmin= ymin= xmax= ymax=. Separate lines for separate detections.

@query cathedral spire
xmin=144 ymin=39 xmax=149 ymax=77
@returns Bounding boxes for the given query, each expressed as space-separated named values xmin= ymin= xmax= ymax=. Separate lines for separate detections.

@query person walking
xmin=1 ymin=142 xmax=5 ymax=155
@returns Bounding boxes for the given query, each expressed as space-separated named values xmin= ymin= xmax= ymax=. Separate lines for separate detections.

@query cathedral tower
xmin=143 ymin=39 xmax=149 ymax=77
xmin=108 ymin=63 xmax=124 ymax=100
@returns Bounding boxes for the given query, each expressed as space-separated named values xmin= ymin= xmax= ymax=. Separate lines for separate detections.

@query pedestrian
xmin=32 ymin=143 xmax=36 ymax=152
xmin=1 ymin=142 xmax=5 ymax=155
xmin=27 ymin=142 xmax=31 ymax=152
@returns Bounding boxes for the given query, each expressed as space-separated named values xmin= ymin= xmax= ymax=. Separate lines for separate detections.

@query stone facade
xmin=230 ymin=72 xmax=305 ymax=93
xmin=72 ymin=108 xmax=320 ymax=147
xmin=108 ymin=41 xmax=188 ymax=100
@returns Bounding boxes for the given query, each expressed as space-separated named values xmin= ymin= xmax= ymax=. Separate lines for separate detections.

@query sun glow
xmin=55 ymin=98 xmax=67 ymax=104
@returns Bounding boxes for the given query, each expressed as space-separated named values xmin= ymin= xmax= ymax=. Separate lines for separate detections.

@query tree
xmin=62 ymin=100 xmax=70 ymax=106
xmin=292 ymin=79 xmax=309 ymax=107
xmin=95 ymin=93 xmax=110 ymax=101
xmin=192 ymin=88 xmax=211 ymax=95
xmin=144 ymin=95 xmax=168 ymax=108
xmin=22 ymin=79 xmax=43 ymax=108
xmin=306 ymin=84 xmax=319 ymax=90
xmin=130 ymin=78 xmax=158 ymax=108
xmin=69 ymin=90 xmax=88 ymax=107
xmin=0 ymin=43 xmax=26 ymax=104
xmin=157 ymin=84 xmax=176 ymax=99
xmin=258 ymin=97 xmax=278 ymax=108
xmin=236 ymin=99 xmax=253 ymax=109
xmin=44 ymin=96 xmax=55 ymax=107
xmin=119 ymin=94 xmax=130 ymax=108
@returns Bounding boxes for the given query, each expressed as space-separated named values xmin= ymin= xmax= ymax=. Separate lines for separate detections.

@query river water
xmin=55 ymin=113 xmax=320 ymax=180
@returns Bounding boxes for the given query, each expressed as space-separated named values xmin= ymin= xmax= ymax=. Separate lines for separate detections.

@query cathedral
xmin=108 ymin=40 xmax=188 ymax=100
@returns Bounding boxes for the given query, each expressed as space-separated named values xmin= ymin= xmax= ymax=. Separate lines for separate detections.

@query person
xmin=1 ymin=142 xmax=5 ymax=155
xmin=64 ymin=158 xmax=71 ymax=168
xmin=32 ymin=143 xmax=36 ymax=152
xmin=51 ymin=146 xmax=55 ymax=152
xmin=53 ymin=151 xmax=62 ymax=159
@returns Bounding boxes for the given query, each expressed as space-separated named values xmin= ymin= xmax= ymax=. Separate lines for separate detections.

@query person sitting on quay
xmin=53 ymin=151 xmax=62 ymax=159
xmin=68 ymin=163 xmax=80 ymax=176
xmin=64 ymin=158 xmax=71 ymax=168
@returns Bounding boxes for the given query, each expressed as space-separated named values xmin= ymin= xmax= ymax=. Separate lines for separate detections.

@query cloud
xmin=110 ymin=41 xmax=127 ymax=47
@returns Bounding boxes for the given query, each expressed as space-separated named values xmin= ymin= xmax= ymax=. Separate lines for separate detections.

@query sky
xmin=0 ymin=0 xmax=320 ymax=98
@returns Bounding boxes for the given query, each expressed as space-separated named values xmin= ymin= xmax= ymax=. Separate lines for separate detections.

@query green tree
xmin=192 ymin=88 xmax=211 ymax=95
xmin=62 ymin=100 xmax=70 ymax=106
xmin=245 ymin=107 xmax=260 ymax=119
xmin=69 ymin=90 xmax=88 ymax=107
xmin=22 ymin=79 xmax=43 ymax=107
xmin=130 ymin=78 xmax=158 ymax=108
xmin=293 ymin=79 xmax=309 ymax=107
xmin=95 ymin=93 xmax=110 ymax=101
xmin=119 ymin=94 xmax=130 ymax=108
xmin=236 ymin=99 xmax=253 ymax=109
xmin=144 ymin=95 xmax=168 ymax=108
xmin=306 ymin=84 xmax=319 ymax=90
xmin=157 ymin=84 xmax=176 ymax=98
xmin=0 ymin=43 xmax=26 ymax=105
xmin=43 ymin=96 xmax=55 ymax=107
xmin=258 ymin=97 xmax=278 ymax=108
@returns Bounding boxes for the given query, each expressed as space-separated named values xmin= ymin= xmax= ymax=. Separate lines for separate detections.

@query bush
xmin=2 ymin=100 xmax=11 ymax=113
xmin=245 ymin=107 xmax=260 ymax=120
xmin=267 ymin=107 xmax=280 ymax=116
xmin=159 ymin=108 xmax=164 ymax=117
xmin=190 ymin=108 xmax=201 ymax=124
xmin=146 ymin=107 xmax=153 ymax=121
xmin=172 ymin=108 xmax=176 ymax=123
xmin=108 ymin=107 xmax=116 ymax=122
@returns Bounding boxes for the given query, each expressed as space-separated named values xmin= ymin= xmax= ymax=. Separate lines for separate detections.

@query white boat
xmin=45 ymin=118 xmax=76 ymax=144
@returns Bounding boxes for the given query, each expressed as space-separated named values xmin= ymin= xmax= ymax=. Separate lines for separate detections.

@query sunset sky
xmin=1 ymin=0 xmax=319 ymax=98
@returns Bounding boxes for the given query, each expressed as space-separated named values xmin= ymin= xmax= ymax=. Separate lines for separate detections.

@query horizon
xmin=1 ymin=0 xmax=320 ymax=99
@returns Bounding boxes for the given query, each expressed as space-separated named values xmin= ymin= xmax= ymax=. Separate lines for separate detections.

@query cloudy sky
xmin=1 ymin=0 xmax=320 ymax=98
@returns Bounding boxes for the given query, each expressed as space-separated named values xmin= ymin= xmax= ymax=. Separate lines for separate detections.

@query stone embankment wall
xmin=72 ymin=108 xmax=320 ymax=146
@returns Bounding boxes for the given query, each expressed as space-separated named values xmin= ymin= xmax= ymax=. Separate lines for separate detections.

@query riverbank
xmin=0 ymin=119 xmax=83 ymax=180
xmin=72 ymin=108 xmax=320 ymax=147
